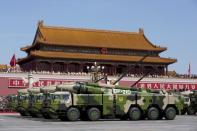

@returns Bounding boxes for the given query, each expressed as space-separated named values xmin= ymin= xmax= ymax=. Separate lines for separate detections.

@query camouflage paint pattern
xmin=7 ymin=95 xmax=18 ymax=111
xmin=42 ymin=92 xmax=71 ymax=115
xmin=28 ymin=93 xmax=43 ymax=114
xmin=41 ymin=82 xmax=185 ymax=119
xmin=17 ymin=94 xmax=29 ymax=113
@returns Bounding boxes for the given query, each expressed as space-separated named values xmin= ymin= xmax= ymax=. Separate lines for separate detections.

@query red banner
xmin=136 ymin=83 xmax=197 ymax=90
xmin=8 ymin=78 xmax=197 ymax=90
xmin=8 ymin=78 xmax=83 ymax=88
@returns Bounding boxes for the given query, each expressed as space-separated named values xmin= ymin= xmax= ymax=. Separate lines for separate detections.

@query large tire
xmin=147 ymin=107 xmax=159 ymax=120
xmin=164 ymin=107 xmax=176 ymax=120
xmin=128 ymin=107 xmax=141 ymax=121
xmin=66 ymin=107 xmax=80 ymax=121
xmin=87 ymin=107 xmax=101 ymax=121
xmin=187 ymin=106 xmax=195 ymax=115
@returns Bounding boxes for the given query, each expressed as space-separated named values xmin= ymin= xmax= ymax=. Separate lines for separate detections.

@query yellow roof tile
xmin=27 ymin=51 xmax=176 ymax=64
xmin=31 ymin=24 xmax=167 ymax=51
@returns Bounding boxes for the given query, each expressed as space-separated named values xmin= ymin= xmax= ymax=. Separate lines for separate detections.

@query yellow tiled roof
xmin=20 ymin=45 xmax=31 ymax=51
xmin=25 ymin=23 xmax=166 ymax=51
xmin=23 ymin=51 xmax=176 ymax=64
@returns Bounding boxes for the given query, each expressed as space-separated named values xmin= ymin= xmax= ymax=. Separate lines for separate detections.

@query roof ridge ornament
xmin=139 ymin=28 xmax=144 ymax=34
xmin=38 ymin=20 xmax=44 ymax=27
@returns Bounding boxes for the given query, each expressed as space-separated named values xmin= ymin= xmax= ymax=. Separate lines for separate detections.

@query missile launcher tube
xmin=28 ymin=87 xmax=41 ymax=94
xmin=40 ymin=85 xmax=57 ymax=93
xmin=56 ymin=83 xmax=110 ymax=94
xmin=17 ymin=89 xmax=28 ymax=95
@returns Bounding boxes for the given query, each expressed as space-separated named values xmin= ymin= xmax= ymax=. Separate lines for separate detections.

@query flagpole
xmin=188 ymin=62 xmax=191 ymax=78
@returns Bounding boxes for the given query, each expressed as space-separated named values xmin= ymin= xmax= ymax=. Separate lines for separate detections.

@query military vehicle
xmin=40 ymin=56 xmax=184 ymax=121
xmin=40 ymin=85 xmax=61 ymax=119
xmin=173 ymin=90 xmax=197 ymax=115
xmin=165 ymin=89 xmax=190 ymax=115
xmin=16 ymin=89 xmax=30 ymax=116
xmin=185 ymin=91 xmax=197 ymax=115
xmin=52 ymin=82 xmax=183 ymax=121
xmin=7 ymin=94 xmax=18 ymax=111
xmin=28 ymin=87 xmax=44 ymax=117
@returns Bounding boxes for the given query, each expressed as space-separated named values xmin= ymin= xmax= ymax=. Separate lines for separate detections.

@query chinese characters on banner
xmin=8 ymin=78 xmax=197 ymax=90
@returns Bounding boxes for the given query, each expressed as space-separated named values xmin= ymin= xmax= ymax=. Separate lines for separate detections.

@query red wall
xmin=0 ymin=77 xmax=17 ymax=96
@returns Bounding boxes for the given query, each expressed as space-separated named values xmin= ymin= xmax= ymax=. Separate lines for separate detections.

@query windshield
xmin=44 ymin=93 xmax=52 ymax=100
xmin=37 ymin=95 xmax=44 ymax=100
xmin=52 ymin=94 xmax=69 ymax=100
xmin=7 ymin=96 xmax=16 ymax=102
xmin=184 ymin=97 xmax=190 ymax=102
xmin=29 ymin=95 xmax=35 ymax=101
xmin=18 ymin=95 xmax=28 ymax=101
xmin=29 ymin=94 xmax=44 ymax=101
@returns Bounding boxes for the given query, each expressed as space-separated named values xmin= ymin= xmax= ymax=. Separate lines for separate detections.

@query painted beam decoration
xmin=8 ymin=78 xmax=197 ymax=90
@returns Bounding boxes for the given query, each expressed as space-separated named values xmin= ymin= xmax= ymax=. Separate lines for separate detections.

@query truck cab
xmin=187 ymin=91 xmax=197 ymax=115
xmin=17 ymin=93 xmax=29 ymax=116
xmin=28 ymin=93 xmax=44 ymax=117
xmin=42 ymin=91 xmax=71 ymax=119
xmin=7 ymin=94 xmax=17 ymax=111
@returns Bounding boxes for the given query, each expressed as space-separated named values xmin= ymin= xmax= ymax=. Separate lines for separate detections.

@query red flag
xmin=10 ymin=54 xmax=16 ymax=67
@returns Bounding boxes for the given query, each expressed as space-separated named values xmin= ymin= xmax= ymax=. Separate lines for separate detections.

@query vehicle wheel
xmin=147 ymin=107 xmax=159 ymax=120
xmin=128 ymin=107 xmax=141 ymax=120
xmin=87 ymin=107 xmax=101 ymax=121
xmin=66 ymin=107 xmax=80 ymax=121
xmin=187 ymin=107 xmax=195 ymax=115
xmin=164 ymin=107 xmax=176 ymax=120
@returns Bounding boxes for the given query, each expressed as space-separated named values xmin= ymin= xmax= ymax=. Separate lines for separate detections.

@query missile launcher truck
xmin=41 ymin=82 xmax=184 ymax=121
xmin=27 ymin=87 xmax=44 ymax=117
xmin=172 ymin=90 xmax=197 ymax=115
xmin=40 ymin=85 xmax=61 ymax=119
xmin=41 ymin=56 xmax=184 ymax=121
xmin=187 ymin=91 xmax=197 ymax=115
xmin=7 ymin=94 xmax=17 ymax=111
xmin=181 ymin=90 xmax=197 ymax=115
xmin=16 ymin=89 xmax=30 ymax=116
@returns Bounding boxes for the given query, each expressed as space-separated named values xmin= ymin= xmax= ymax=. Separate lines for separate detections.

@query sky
xmin=0 ymin=0 xmax=197 ymax=74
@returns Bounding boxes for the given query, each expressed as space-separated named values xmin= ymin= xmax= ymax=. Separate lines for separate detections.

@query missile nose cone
xmin=57 ymin=83 xmax=75 ymax=88
xmin=57 ymin=84 xmax=66 ymax=88
xmin=56 ymin=83 xmax=77 ymax=93
xmin=40 ymin=85 xmax=57 ymax=93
